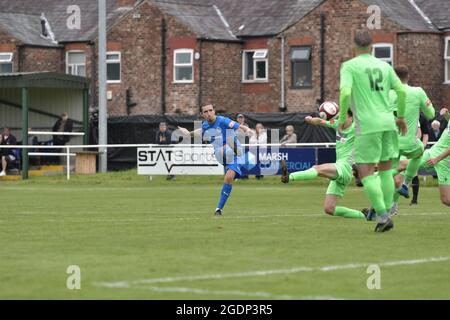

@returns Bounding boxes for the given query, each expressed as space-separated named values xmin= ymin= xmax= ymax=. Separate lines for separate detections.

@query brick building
xmin=0 ymin=0 xmax=449 ymax=116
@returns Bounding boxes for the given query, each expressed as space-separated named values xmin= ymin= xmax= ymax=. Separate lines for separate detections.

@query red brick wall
xmin=104 ymin=1 xmax=202 ymax=116
xmin=0 ymin=28 xmax=20 ymax=72
xmin=283 ymin=0 xmax=410 ymax=113
xmin=165 ymin=15 xmax=200 ymax=115
xmin=443 ymin=33 xmax=450 ymax=108
xmin=200 ymin=41 xmax=242 ymax=113
xmin=101 ymin=1 xmax=165 ymax=116
xmin=21 ymin=46 xmax=63 ymax=72
xmin=240 ymin=37 xmax=281 ymax=112
xmin=397 ymin=33 xmax=444 ymax=108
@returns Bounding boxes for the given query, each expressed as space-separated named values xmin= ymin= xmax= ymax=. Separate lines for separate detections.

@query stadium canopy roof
xmin=0 ymin=72 xmax=90 ymax=179
xmin=0 ymin=72 xmax=90 ymax=89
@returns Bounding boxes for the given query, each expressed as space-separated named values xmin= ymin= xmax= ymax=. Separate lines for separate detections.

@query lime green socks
xmin=379 ymin=170 xmax=395 ymax=211
xmin=393 ymin=190 xmax=400 ymax=204
xmin=334 ymin=206 xmax=365 ymax=219
xmin=361 ymin=174 xmax=387 ymax=215
xmin=289 ymin=168 xmax=318 ymax=181
xmin=404 ymin=157 xmax=422 ymax=184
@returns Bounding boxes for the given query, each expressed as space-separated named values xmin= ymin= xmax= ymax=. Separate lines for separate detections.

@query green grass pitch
xmin=0 ymin=171 xmax=449 ymax=299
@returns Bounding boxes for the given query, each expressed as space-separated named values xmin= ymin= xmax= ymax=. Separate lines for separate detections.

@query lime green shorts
xmin=392 ymin=138 xmax=424 ymax=170
xmin=326 ymin=161 xmax=353 ymax=198
xmin=399 ymin=137 xmax=424 ymax=158
xmin=421 ymin=150 xmax=450 ymax=186
xmin=355 ymin=130 xmax=399 ymax=164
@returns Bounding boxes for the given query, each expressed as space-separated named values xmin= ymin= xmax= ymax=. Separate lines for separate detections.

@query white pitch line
xmin=3 ymin=212 xmax=448 ymax=224
xmin=95 ymin=256 xmax=450 ymax=288
xmin=137 ymin=285 xmax=296 ymax=300
xmin=132 ymin=285 xmax=341 ymax=300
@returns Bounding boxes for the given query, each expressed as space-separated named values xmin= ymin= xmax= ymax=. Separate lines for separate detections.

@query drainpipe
xmin=88 ymin=41 xmax=97 ymax=109
xmin=320 ymin=13 xmax=326 ymax=104
xmin=17 ymin=44 xmax=23 ymax=72
xmin=161 ymin=18 xmax=167 ymax=114
xmin=198 ymin=39 xmax=203 ymax=112
xmin=280 ymin=34 xmax=286 ymax=112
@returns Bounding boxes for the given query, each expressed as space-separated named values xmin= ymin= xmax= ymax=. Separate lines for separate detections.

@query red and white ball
xmin=319 ymin=101 xmax=339 ymax=120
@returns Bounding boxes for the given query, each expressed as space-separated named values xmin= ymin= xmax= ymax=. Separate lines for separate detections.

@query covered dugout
xmin=0 ymin=72 xmax=90 ymax=179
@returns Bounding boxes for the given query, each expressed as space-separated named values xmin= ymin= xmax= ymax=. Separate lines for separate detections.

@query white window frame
xmin=106 ymin=51 xmax=121 ymax=83
xmin=66 ymin=50 xmax=86 ymax=76
xmin=372 ymin=43 xmax=394 ymax=66
xmin=445 ymin=37 xmax=450 ymax=84
xmin=242 ymin=49 xmax=269 ymax=83
xmin=173 ymin=49 xmax=194 ymax=84
xmin=0 ymin=52 xmax=13 ymax=74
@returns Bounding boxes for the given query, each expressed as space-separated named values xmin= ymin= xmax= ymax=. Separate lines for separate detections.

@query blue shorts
xmin=225 ymin=161 xmax=242 ymax=178
xmin=215 ymin=146 xmax=244 ymax=178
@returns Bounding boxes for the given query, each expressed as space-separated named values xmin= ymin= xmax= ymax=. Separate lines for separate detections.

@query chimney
xmin=39 ymin=13 xmax=57 ymax=44
xmin=40 ymin=15 xmax=48 ymax=37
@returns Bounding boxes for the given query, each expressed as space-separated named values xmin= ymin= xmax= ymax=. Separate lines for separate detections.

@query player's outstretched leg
xmin=215 ymin=169 xmax=236 ymax=216
xmin=281 ymin=160 xmax=318 ymax=183
xmin=324 ymin=195 xmax=366 ymax=219
xmin=282 ymin=161 xmax=337 ymax=184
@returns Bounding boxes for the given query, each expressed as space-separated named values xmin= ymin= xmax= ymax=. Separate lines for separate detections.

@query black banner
xmin=92 ymin=113 xmax=335 ymax=171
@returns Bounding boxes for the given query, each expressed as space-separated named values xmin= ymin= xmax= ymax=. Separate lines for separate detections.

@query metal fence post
xmin=67 ymin=146 xmax=71 ymax=180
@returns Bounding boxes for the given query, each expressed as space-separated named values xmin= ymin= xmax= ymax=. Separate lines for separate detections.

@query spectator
xmin=28 ymin=128 xmax=40 ymax=166
xmin=235 ymin=114 xmax=249 ymax=180
xmin=28 ymin=127 xmax=39 ymax=147
xmin=280 ymin=125 xmax=297 ymax=146
xmin=52 ymin=112 xmax=74 ymax=146
xmin=156 ymin=122 xmax=175 ymax=180
xmin=0 ymin=127 xmax=18 ymax=176
xmin=418 ymin=113 xmax=430 ymax=148
xmin=249 ymin=123 xmax=267 ymax=145
xmin=235 ymin=114 xmax=249 ymax=145
xmin=236 ymin=114 xmax=248 ymax=128
xmin=249 ymin=123 xmax=267 ymax=180
xmin=51 ymin=112 xmax=73 ymax=164
xmin=409 ymin=113 xmax=431 ymax=205
xmin=429 ymin=120 xmax=442 ymax=142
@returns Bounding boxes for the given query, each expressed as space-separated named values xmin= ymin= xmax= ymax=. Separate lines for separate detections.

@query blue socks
xmin=217 ymin=183 xmax=233 ymax=210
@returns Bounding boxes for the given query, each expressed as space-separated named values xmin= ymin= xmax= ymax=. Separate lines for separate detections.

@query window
xmin=445 ymin=37 xmax=450 ymax=84
xmin=372 ymin=43 xmax=394 ymax=66
xmin=0 ymin=52 xmax=13 ymax=74
xmin=107 ymin=52 xmax=121 ymax=83
xmin=242 ymin=50 xmax=268 ymax=82
xmin=291 ymin=46 xmax=312 ymax=88
xmin=174 ymin=49 xmax=193 ymax=83
xmin=66 ymin=51 xmax=86 ymax=76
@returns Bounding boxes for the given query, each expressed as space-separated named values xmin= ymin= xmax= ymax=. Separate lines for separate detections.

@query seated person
xmin=280 ymin=125 xmax=298 ymax=146
xmin=0 ymin=127 xmax=18 ymax=176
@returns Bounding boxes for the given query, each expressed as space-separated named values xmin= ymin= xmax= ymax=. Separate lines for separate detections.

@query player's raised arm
xmin=390 ymin=68 xmax=407 ymax=135
xmin=418 ymin=88 xmax=435 ymax=120
xmin=177 ymin=126 xmax=201 ymax=137
xmin=305 ymin=116 xmax=329 ymax=127
xmin=427 ymin=146 xmax=450 ymax=167
xmin=338 ymin=64 xmax=352 ymax=133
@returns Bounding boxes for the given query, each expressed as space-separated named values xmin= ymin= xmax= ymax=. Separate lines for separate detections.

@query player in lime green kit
xmin=420 ymin=108 xmax=450 ymax=206
xmin=338 ymin=31 xmax=407 ymax=233
xmin=281 ymin=111 xmax=369 ymax=220
xmin=388 ymin=66 xmax=435 ymax=214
